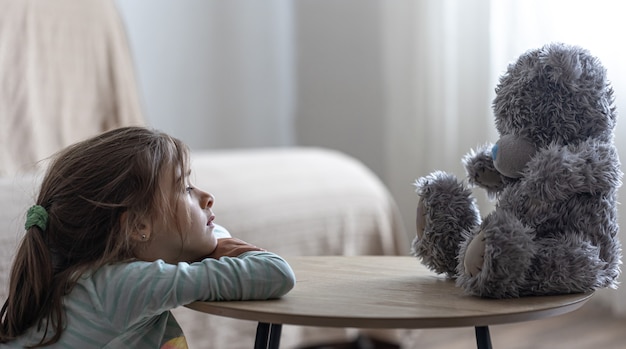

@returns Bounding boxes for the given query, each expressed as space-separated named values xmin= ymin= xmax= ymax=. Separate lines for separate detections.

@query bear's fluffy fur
xmin=412 ymin=43 xmax=622 ymax=298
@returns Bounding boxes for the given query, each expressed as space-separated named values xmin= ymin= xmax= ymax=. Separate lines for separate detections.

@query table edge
xmin=186 ymin=293 xmax=592 ymax=328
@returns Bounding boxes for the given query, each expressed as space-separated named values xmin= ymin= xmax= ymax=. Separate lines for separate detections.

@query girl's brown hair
xmin=0 ymin=127 xmax=190 ymax=347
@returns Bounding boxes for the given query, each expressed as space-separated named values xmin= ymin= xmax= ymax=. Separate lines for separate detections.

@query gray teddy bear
xmin=412 ymin=43 xmax=622 ymax=298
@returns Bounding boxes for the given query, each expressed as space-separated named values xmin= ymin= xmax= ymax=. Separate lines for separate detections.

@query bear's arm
xmin=523 ymin=141 xmax=621 ymax=201
xmin=463 ymin=143 xmax=508 ymax=197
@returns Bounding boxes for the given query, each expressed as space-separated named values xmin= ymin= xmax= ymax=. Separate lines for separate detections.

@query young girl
xmin=0 ymin=127 xmax=296 ymax=348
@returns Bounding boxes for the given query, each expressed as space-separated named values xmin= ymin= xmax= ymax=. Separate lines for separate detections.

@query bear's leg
xmin=523 ymin=233 xmax=613 ymax=295
xmin=412 ymin=171 xmax=480 ymax=277
xmin=464 ymin=230 xmax=486 ymax=277
xmin=456 ymin=209 xmax=535 ymax=298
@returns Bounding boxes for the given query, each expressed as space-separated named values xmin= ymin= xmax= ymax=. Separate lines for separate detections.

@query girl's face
xmin=134 ymin=166 xmax=219 ymax=264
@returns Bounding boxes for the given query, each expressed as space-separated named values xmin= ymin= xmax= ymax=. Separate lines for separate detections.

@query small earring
xmin=141 ymin=234 xmax=147 ymax=240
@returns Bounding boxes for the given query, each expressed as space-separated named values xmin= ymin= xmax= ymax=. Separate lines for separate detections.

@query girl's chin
xmin=207 ymin=238 xmax=219 ymax=254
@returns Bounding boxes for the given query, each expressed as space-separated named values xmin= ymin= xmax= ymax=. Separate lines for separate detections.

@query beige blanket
xmin=0 ymin=0 xmax=144 ymax=175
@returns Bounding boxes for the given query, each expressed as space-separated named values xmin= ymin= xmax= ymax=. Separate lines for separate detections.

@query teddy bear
xmin=412 ymin=43 xmax=622 ymax=298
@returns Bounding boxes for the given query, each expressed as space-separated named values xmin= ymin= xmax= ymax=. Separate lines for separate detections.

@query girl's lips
xmin=207 ymin=215 xmax=215 ymax=226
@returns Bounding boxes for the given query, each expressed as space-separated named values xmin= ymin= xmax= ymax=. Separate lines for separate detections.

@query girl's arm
xmin=89 ymin=251 xmax=296 ymax=329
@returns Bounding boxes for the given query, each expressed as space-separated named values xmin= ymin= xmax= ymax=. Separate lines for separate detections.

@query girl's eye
xmin=185 ymin=186 xmax=194 ymax=193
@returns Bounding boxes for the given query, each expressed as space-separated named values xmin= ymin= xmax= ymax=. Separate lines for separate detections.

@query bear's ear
xmin=539 ymin=43 xmax=583 ymax=84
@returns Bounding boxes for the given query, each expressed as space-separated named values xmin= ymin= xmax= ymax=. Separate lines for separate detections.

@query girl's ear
xmin=120 ymin=211 xmax=152 ymax=242
xmin=131 ymin=223 xmax=151 ymax=242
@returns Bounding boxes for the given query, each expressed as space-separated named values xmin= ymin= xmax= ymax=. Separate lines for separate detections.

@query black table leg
xmin=475 ymin=326 xmax=493 ymax=349
xmin=268 ymin=323 xmax=282 ymax=349
xmin=255 ymin=323 xmax=270 ymax=349
xmin=254 ymin=322 xmax=283 ymax=349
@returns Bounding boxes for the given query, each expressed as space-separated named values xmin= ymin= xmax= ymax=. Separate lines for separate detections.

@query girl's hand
xmin=207 ymin=238 xmax=265 ymax=259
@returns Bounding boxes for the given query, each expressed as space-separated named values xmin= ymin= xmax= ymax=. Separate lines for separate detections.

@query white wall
xmin=293 ymin=1 xmax=387 ymax=178
xmin=117 ymin=0 xmax=389 ymax=177
xmin=115 ymin=0 xmax=296 ymax=151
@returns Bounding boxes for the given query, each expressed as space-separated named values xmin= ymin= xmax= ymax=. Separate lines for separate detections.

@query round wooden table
xmin=187 ymin=256 xmax=593 ymax=349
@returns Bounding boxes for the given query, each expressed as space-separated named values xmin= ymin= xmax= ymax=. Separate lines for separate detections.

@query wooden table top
xmin=186 ymin=256 xmax=593 ymax=329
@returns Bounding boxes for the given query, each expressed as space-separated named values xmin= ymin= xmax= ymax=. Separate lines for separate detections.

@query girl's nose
xmin=201 ymin=191 xmax=214 ymax=209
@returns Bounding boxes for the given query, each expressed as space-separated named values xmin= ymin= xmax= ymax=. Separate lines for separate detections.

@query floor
xmin=404 ymin=302 xmax=626 ymax=349
xmin=299 ymin=301 xmax=626 ymax=349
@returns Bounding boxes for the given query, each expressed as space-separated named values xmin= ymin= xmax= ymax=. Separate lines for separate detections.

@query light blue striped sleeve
xmin=89 ymin=251 xmax=296 ymax=330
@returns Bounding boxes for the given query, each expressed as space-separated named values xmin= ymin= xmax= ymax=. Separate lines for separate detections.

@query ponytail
xmin=0 ymin=225 xmax=63 ymax=347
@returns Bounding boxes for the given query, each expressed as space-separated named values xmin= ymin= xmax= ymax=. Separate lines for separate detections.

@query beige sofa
xmin=0 ymin=146 xmax=412 ymax=348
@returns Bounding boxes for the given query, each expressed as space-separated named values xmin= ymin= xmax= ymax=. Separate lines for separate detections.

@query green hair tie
xmin=25 ymin=205 xmax=48 ymax=231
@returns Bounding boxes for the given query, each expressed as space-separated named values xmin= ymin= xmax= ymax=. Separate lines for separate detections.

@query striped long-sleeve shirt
xmin=3 ymin=250 xmax=296 ymax=348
